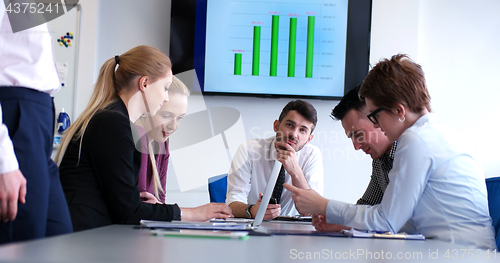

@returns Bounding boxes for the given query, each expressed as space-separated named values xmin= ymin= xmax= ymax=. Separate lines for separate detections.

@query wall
xmin=369 ymin=0 xmax=500 ymax=178
xmin=417 ymin=0 xmax=500 ymax=177
xmin=74 ymin=0 xmax=98 ymax=117
xmin=74 ymin=0 xmax=171 ymax=117
xmin=74 ymin=0 xmax=500 ymax=207
xmin=370 ymin=0 xmax=420 ymax=62
xmin=95 ymin=0 xmax=171 ymax=70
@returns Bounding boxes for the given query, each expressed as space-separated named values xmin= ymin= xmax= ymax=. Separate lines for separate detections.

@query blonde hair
xmin=169 ymin=75 xmax=191 ymax=96
xmin=55 ymin=45 xmax=172 ymax=166
xmin=135 ymin=75 xmax=190 ymax=200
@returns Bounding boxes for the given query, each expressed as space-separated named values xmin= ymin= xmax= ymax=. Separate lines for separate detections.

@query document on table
xmin=140 ymin=220 xmax=249 ymax=231
xmin=342 ymin=228 xmax=425 ymax=240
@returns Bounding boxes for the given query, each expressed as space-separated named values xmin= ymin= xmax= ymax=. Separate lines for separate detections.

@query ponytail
xmin=55 ymin=58 xmax=118 ymax=165
xmin=55 ymin=45 xmax=172 ymax=165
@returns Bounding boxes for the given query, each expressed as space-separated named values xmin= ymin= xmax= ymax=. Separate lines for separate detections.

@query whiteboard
xmin=48 ymin=4 xmax=80 ymax=122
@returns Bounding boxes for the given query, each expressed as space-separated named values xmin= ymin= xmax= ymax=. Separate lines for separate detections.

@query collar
xmin=106 ymin=97 xmax=130 ymax=118
xmin=378 ymin=141 xmax=398 ymax=164
xmin=388 ymin=141 xmax=398 ymax=159
xmin=412 ymin=113 xmax=440 ymax=127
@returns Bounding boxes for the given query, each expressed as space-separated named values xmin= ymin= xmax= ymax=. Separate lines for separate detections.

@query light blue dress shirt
xmin=326 ymin=113 xmax=497 ymax=250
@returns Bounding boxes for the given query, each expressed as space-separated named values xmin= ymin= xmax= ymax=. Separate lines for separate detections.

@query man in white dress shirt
xmin=0 ymin=5 xmax=72 ymax=243
xmin=226 ymin=100 xmax=323 ymax=220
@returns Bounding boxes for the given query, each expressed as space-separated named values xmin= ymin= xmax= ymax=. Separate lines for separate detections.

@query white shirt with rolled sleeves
xmin=325 ymin=113 xmax=497 ymax=250
xmin=226 ymin=136 xmax=324 ymax=216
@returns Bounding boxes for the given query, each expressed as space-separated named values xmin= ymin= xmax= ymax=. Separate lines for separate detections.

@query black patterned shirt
xmin=356 ymin=142 xmax=398 ymax=205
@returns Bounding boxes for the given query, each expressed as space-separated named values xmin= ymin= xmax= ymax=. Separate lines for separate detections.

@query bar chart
xmin=241 ymin=15 xmax=315 ymax=78
xmin=205 ymin=0 xmax=349 ymax=97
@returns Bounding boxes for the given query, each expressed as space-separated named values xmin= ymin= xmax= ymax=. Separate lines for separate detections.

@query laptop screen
xmin=252 ymin=160 xmax=282 ymax=227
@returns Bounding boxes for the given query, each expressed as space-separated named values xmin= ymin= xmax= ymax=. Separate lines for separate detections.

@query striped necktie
xmin=271 ymin=165 xmax=286 ymax=203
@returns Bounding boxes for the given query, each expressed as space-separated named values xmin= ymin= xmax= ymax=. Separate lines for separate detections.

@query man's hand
xmin=312 ymin=214 xmax=349 ymax=232
xmin=140 ymin=192 xmax=161 ymax=204
xmin=181 ymin=203 xmax=233 ymax=221
xmin=284 ymin=183 xmax=328 ymax=216
xmin=276 ymin=141 xmax=310 ymax=190
xmin=276 ymin=141 xmax=300 ymax=177
xmin=251 ymin=193 xmax=281 ymax=220
xmin=0 ymin=169 xmax=27 ymax=222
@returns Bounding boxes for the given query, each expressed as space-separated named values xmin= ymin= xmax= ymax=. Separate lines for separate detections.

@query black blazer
xmin=59 ymin=98 xmax=180 ymax=231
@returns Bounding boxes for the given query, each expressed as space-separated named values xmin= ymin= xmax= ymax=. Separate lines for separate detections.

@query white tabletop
xmin=0 ymin=222 xmax=497 ymax=263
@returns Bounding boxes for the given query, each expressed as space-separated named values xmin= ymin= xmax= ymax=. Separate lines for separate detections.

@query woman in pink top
xmin=135 ymin=76 xmax=189 ymax=204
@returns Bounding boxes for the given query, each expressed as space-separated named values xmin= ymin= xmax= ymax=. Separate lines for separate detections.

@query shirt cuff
xmin=171 ymin=203 xmax=182 ymax=221
xmin=325 ymin=199 xmax=349 ymax=225
xmin=0 ymin=143 xmax=19 ymax=174
xmin=0 ymin=120 xmax=19 ymax=174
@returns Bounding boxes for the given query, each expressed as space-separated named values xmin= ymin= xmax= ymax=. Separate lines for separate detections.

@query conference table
xmin=0 ymin=221 xmax=497 ymax=262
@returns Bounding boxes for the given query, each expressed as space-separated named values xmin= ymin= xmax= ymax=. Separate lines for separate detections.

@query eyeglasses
xmin=367 ymin=107 xmax=387 ymax=125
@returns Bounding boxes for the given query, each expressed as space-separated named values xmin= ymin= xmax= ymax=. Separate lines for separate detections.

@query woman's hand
xmin=140 ymin=191 xmax=161 ymax=204
xmin=180 ymin=203 xmax=233 ymax=221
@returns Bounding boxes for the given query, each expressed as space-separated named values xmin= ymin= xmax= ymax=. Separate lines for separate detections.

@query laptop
xmin=250 ymin=160 xmax=282 ymax=228
xmin=141 ymin=161 xmax=281 ymax=233
xmin=218 ymin=160 xmax=281 ymax=232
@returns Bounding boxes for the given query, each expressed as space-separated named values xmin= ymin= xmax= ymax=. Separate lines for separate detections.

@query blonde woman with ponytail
xmin=56 ymin=46 xmax=232 ymax=232
xmin=135 ymin=76 xmax=190 ymax=204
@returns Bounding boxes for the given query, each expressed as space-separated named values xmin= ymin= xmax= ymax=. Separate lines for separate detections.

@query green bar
xmin=252 ymin=26 xmax=261 ymax=76
xmin=234 ymin=53 xmax=242 ymax=75
xmin=306 ymin=16 xmax=315 ymax=78
xmin=288 ymin=17 xmax=297 ymax=77
xmin=270 ymin=15 xmax=279 ymax=76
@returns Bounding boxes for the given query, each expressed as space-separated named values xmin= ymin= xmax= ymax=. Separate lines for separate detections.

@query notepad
xmin=151 ymin=229 xmax=249 ymax=240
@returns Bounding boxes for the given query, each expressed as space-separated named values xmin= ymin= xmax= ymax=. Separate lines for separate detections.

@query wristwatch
xmin=244 ymin=204 xmax=254 ymax=219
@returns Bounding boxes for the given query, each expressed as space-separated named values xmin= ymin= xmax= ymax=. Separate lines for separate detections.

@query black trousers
xmin=0 ymin=87 xmax=73 ymax=244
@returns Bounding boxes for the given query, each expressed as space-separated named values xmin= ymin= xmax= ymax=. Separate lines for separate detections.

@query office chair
xmin=208 ymin=174 xmax=228 ymax=203
xmin=486 ymin=176 xmax=500 ymax=249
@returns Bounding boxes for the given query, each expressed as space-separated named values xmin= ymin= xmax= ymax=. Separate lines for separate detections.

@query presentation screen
xmin=170 ymin=0 xmax=372 ymax=99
